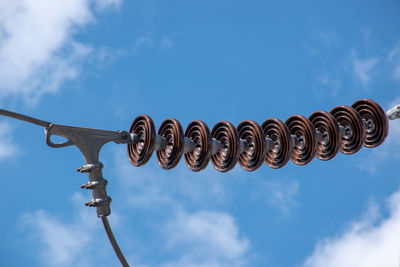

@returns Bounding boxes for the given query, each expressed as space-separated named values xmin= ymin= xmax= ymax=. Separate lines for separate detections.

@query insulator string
xmin=126 ymin=98 xmax=390 ymax=172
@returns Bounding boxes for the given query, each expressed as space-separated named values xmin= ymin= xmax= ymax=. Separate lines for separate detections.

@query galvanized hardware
xmin=387 ymin=104 xmax=400 ymax=120
xmin=264 ymin=137 xmax=274 ymax=152
xmin=154 ymin=134 xmax=167 ymax=151
xmin=238 ymin=138 xmax=249 ymax=154
xmin=183 ymin=137 xmax=196 ymax=154
xmin=85 ymin=197 xmax=112 ymax=207
xmin=81 ymin=179 xmax=108 ymax=190
xmin=77 ymin=162 xmax=104 ymax=173
xmin=211 ymin=138 xmax=224 ymax=155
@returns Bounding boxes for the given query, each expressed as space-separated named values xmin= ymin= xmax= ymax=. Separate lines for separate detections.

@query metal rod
xmin=102 ymin=217 xmax=130 ymax=267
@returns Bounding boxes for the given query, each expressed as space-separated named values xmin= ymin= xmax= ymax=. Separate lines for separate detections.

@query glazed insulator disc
xmin=309 ymin=111 xmax=341 ymax=161
xmin=352 ymin=99 xmax=388 ymax=148
xmin=285 ymin=115 xmax=318 ymax=165
xmin=237 ymin=120 xmax=266 ymax=172
xmin=127 ymin=114 xmax=156 ymax=166
xmin=184 ymin=120 xmax=212 ymax=172
xmin=261 ymin=118 xmax=292 ymax=169
xmin=330 ymin=105 xmax=365 ymax=154
xmin=156 ymin=118 xmax=184 ymax=170
xmin=211 ymin=121 xmax=240 ymax=172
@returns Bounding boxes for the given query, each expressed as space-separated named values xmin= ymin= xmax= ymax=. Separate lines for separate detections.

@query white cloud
xmin=389 ymin=43 xmax=400 ymax=81
xmin=389 ymin=43 xmax=400 ymax=62
xmin=0 ymin=0 xmax=121 ymax=105
xmin=303 ymin=189 xmax=400 ymax=267
xmin=0 ymin=121 xmax=19 ymax=161
xmin=94 ymin=0 xmax=122 ymax=11
xmin=19 ymin=192 xmax=117 ymax=267
xmin=253 ymin=179 xmax=299 ymax=216
xmin=132 ymin=36 xmax=156 ymax=51
xmin=352 ymin=56 xmax=379 ymax=86
xmin=131 ymin=35 xmax=176 ymax=53
xmin=112 ymin=148 xmax=251 ymax=266
xmin=162 ymin=210 xmax=250 ymax=267
xmin=21 ymin=210 xmax=91 ymax=266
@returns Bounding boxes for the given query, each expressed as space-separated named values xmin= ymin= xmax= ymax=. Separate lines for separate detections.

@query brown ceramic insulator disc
xmin=156 ymin=118 xmax=184 ymax=170
xmin=127 ymin=114 xmax=156 ymax=166
xmin=330 ymin=105 xmax=365 ymax=154
xmin=237 ymin=120 xmax=266 ymax=172
xmin=285 ymin=115 xmax=318 ymax=165
xmin=184 ymin=120 xmax=212 ymax=172
xmin=211 ymin=121 xmax=240 ymax=172
xmin=309 ymin=111 xmax=341 ymax=161
xmin=352 ymin=99 xmax=388 ymax=148
xmin=261 ymin=118 xmax=292 ymax=169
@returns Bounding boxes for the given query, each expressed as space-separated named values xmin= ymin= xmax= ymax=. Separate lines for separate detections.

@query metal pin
xmin=154 ymin=135 xmax=167 ymax=151
xmin=211 ymin=138 xmax=223 ymax=155
xmin=129 ymin=132 xmax=139 ymax=143
xmin=291 ymin=135 xmax=305 ymax=149
xmin=339 ymin=125 xmax=352 ymax=140
xmin=184 ymin=137 xmax=196 ymax=154
xmin=239 ymin=139 xmax=249 ymax=154
xmin=363 ymin=118 xmax=374 ymax=133
xmin=315 ymin=130 xmax=323 ymax=144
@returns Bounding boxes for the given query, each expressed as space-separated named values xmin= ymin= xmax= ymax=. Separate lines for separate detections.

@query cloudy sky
xmin=1 ymin=1 xmax=400 ymax=266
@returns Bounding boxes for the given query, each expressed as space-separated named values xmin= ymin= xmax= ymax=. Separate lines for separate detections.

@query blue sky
xmin=0 ymin=0 xmax=400 ymax=266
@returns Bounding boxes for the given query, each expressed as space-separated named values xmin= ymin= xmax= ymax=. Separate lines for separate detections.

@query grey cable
xmin=0 ymin=109 xmax=51 ymax=127
xmin=102 ymin=217 xmax=130 ymax=267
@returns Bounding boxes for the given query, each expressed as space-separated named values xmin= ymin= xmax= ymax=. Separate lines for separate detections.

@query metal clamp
xmin=387 ymin=105 xmax=400 ymax=120
xmin=44 ymin=124 xmax=133 ymax=217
